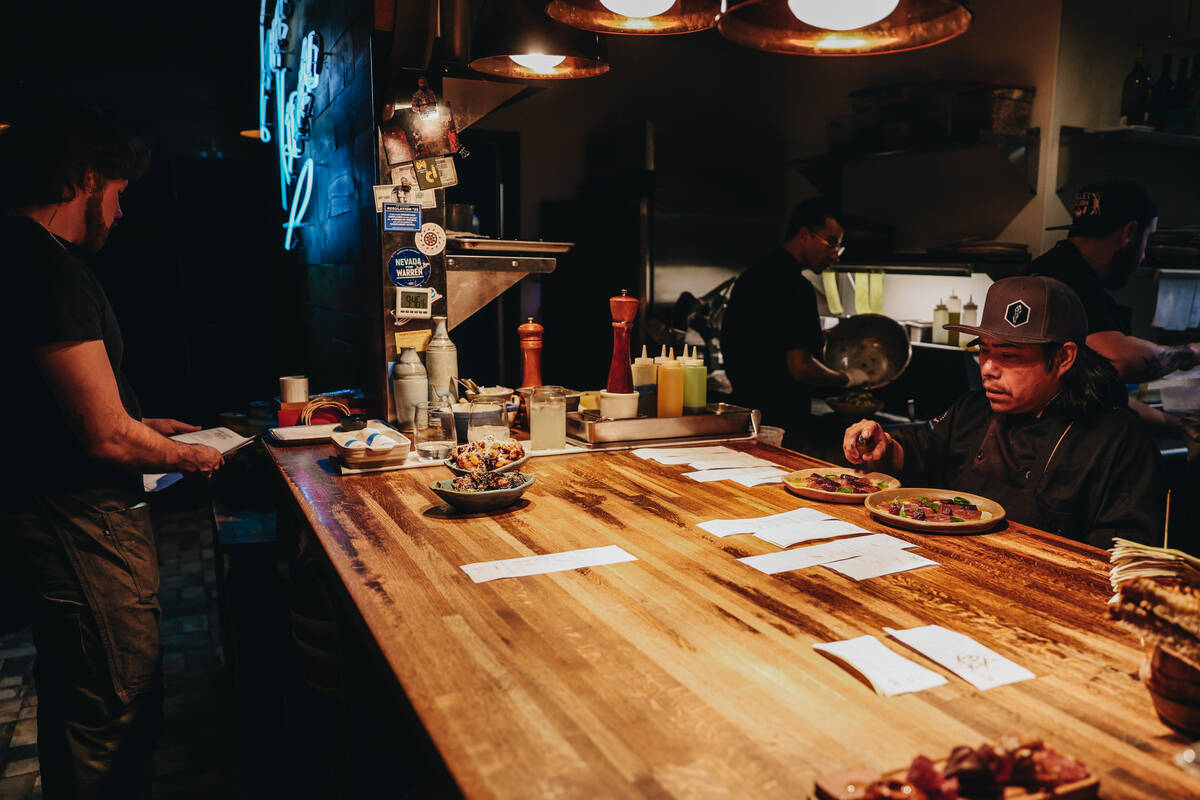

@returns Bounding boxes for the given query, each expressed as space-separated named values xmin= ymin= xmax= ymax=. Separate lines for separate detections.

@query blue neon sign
xmin=258 ymin=0 xmax=322 ymax=251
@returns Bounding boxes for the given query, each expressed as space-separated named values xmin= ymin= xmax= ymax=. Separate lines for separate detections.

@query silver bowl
xmin=823 ymin=314 xmax=912 ymax=390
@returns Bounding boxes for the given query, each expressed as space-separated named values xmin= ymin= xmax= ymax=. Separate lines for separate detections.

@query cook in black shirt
xmin=0 ymin=106 xmax=224 ymax=799
xmin=1034 ymin=179 xmax=1200 ymax=435
xmin=844 ymin=276 xmax=1163 ymax=547
xmin=722 ymin=198 xmax=860 ymax=451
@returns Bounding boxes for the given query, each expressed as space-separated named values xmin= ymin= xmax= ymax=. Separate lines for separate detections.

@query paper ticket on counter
xmin=826 ymin=549 xmax=939 ymax=581
xmin=738 ymin=533 xmax=914 ymax=574
xmin=460 ymin=545 xmax=636 ymax=584
xmin=813 ymin=635 xmax=947 ymax=696
xmin=683 ymin=467 xmax=787 ymax=485
xmin=633 ymin=446 xmax=736 ymax=464
xmin=885 ymin=625 xmax=1034 ymax=690
xmin=699 ymin=507 xmax=832 ymax=537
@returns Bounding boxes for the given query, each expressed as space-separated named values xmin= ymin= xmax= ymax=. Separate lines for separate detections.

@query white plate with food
xmin=783 ymin=468 xmax=899 ymax=504
xmin=865 ymin=488 xmax=1004 ymax=534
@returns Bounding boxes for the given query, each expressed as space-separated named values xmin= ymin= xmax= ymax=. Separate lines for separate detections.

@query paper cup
xmin=280 ymin=375 xmax=309 ymax=403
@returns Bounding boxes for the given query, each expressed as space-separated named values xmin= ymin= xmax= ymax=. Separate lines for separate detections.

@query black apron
xmin=953 ymin=415 xmax=1074 ymax=533
xmin=34 ymin=488 xmax=161 ymax=705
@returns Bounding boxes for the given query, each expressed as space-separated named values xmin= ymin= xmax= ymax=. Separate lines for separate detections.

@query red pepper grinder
xmin=606 ymin=290 xmax=639 ymax=394
xmin=518 ymin=317 xmax=544 ymax=388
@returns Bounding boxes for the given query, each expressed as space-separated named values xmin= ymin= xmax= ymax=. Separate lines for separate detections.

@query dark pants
xmin=1 ymin=492 xmax=162 ymax=800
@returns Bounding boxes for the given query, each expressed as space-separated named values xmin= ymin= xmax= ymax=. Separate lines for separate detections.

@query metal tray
xmin=566 ymin=403 xmax=752 ymax=444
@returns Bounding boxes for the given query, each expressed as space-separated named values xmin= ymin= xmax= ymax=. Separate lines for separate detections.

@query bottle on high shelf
xmin=1163 ymin=57 xmax=1193 ymax=131
xmin=1148 ymin=53 xmax=1175 ymax=129
xmin=1120 ymin=43 xmax=1152 ymax=126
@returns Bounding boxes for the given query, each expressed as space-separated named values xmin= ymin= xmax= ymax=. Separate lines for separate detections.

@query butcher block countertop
xmin=265 ymin=439 xmax=1198 ymax=799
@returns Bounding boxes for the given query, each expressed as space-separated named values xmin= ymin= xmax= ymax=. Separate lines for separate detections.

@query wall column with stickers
xmin=376 ymin=78 xmax=458 ymax=427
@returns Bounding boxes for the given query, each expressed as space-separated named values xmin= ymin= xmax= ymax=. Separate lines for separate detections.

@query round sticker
xmin=387 ymin=247 xmax=431 ymax=287
xmin=415 ymin=222 xmax=446 ymax=256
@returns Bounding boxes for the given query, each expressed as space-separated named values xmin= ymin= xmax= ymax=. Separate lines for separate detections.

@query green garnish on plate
xmin=950 ymin=516 xmax=965 ymax=522
xmin=951 ymin=496 xmax=972 ymax=506
xmin=876 ymin=481 xmax=889 ymax=489
xmin=835 ymin=487 xmax=853 ymax=493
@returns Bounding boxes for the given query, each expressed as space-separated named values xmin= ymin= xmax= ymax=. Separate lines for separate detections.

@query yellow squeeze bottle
xmin=656 ymin=348 xmax=684 ymax=418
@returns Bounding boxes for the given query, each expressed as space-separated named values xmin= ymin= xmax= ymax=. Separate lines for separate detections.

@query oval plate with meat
xmin=865 ymin=488 xmax=1005 ymax=534
xmin=783 ymin=468 xmax=900 ymax=504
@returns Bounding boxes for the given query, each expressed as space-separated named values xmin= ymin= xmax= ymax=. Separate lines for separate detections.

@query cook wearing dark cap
xmin=1035 ymin=178 xmax=1199 ymax=434
xmin=842 ymin=276 xmax=1164 ymax=547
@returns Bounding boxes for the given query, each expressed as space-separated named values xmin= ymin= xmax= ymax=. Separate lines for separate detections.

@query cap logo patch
xmin=1005 ymin=300 xmax=1031 ymax=327
xmin=1073 ymin=191 xmax=1101 ymax=218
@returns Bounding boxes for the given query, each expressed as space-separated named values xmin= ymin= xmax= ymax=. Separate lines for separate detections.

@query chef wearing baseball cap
xmin=843 ymin=276 xmax=1164 ymax=547
xmin=1036 ymin=178 xmax=1199 ymax=435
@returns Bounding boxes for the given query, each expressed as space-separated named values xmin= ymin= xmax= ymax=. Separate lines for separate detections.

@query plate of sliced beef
xmin=866 ymin=488 xmax=1005 ymax=533
xmin=783 ymin=468 xmax=899 ymax=504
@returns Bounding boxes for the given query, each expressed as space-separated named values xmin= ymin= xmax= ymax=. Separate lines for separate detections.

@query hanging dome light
xmin=508 ymin=53 xmax=568 ymax=72
xmin=470 ymin=0 xmax=609 ymax=79
xmin=786 ymin=0 xmax=899 ymax=30
xmin=599 ymin=0 xmax=677 ymax=17
xmin=718 ymin=0 xmax=971 ymax=56
xmin=546 ymin=0 xmax=721 ymax=35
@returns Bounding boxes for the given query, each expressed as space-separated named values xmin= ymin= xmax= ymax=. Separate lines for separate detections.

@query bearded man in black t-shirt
xmin=0 ymin=106 xmax=224 ymax=799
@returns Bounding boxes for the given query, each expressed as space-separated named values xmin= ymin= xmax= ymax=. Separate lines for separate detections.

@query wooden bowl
xmin=865 ymin=488 xmax=1005 ymax=534
xmin=1143 ymin=645 xmax=1200 ymax=735
xmin=826 ymin=395 xmax=885 ymax=417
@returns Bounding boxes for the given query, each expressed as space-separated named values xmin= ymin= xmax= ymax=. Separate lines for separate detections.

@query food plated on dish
xmin=445 ymin=437 xmax=527 ymax=475
xmin=783 ymin=468 xmax=899 ymax=504
xmin=815 ymin=734 xmax=1094 ymax=800
xmin=429 ymin=472 xmax=535 ymax=512
xmin=865 ymin=489 xmax=1005 ymax=533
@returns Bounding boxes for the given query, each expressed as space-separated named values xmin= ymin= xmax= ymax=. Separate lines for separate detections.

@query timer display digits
xmin=394 ymin=286 xmax=434 ymax=320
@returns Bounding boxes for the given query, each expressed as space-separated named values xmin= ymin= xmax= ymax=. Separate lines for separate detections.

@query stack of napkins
xmin=738 ymin=532 xmax=936 ymax=580
xmin=633 ymin=445 xmax=787 ymax=487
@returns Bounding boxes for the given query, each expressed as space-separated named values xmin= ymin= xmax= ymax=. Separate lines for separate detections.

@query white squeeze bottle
xmin=932 ymin=298 xmax=950 ymax=345
xmin=961 ymin=295 xmax=978 ymax=348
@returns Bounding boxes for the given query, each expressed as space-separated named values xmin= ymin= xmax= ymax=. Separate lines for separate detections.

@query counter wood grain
xmin=266 ymin=441 xmax=1197 ymax=799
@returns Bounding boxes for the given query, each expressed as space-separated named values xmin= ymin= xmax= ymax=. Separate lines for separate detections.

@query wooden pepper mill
xmin=518 ymin=317 xmax=544 ymax=388
xmin=606 ymin=290 xmax=639 ymax=394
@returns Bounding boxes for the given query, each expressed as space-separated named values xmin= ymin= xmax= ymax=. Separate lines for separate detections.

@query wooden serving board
xmin=815 ymin=761 xmax=1098 ymax=800
xmin=865 ymin=488 xmax=1006 ymax=534
xmin=783 ymin=468 xmax=899 ymax=504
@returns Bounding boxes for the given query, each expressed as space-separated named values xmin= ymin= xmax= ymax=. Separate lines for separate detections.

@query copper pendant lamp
xmin=545 ymin=0 xmax=720 ymax=36
xmin=469 ymin=0 xmax=610 ymax=79
xmin=717 ymin=0 xmax=972 ymax=56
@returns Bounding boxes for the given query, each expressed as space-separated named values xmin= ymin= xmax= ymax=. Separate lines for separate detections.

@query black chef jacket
xmin=722 ymin=248 xmax=825 ymax=445
xmin=890 ymin=391 xmax=1163 ymax=547
xmin=1031 ymin=240 xmax=1131 ymax=335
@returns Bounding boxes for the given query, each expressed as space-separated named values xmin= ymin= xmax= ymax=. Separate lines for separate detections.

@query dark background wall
xmin=2 ymin=0 xmax=379 ymax=422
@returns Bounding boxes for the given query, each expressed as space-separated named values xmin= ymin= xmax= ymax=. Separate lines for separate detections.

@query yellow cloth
xmin=822 ymin=271 xmax=843 ymax=315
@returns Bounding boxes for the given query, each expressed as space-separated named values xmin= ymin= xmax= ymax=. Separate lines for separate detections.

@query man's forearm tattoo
xmin=1143 ymin=346 xmax=1192 ymax=378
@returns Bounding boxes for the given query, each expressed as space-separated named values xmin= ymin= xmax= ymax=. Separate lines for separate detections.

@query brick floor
xmin=0 ymin=508 xmax=244 ymax=799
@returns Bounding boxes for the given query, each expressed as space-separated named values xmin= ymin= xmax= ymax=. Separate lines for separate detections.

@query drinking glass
xmin=529 ymin=386 xmax=566 ymax=451
xmin=467 ymin=401 xmax=508 ymax=443
xmin=413 ymin=400 xmax=456 ymax=460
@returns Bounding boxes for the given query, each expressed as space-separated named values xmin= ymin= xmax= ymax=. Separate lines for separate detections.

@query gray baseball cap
xmin=944 ymin=276 xmax=1088 ymax=345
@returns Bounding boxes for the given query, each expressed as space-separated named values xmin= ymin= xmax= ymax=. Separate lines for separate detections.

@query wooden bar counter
xmin=266 ymin=439 xmax=1198 ymax=799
